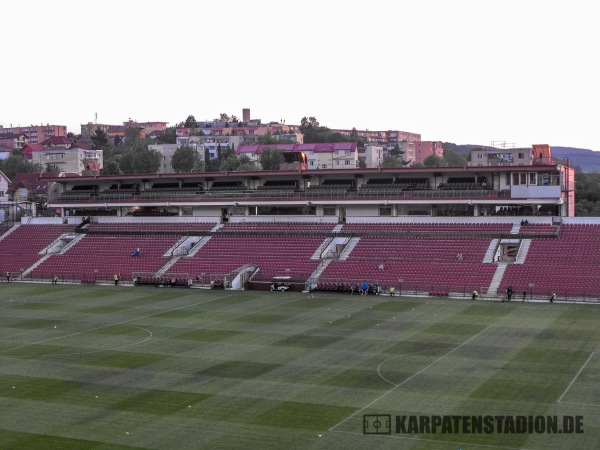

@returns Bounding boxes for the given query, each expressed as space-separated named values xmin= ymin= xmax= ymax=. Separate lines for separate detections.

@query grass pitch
xmin=1 ymin=284 xmax=600 ymax=449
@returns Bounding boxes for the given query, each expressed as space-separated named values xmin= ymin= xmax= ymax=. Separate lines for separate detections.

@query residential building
xmin=237 ymin=143 xmax=358 ymax=170
xmin=177 ymin=124 xmax=301 ymax=148
xmin=30 ymin=146 xmax=103 ymax=175
xmin=176 ymin=132 xmax=242 ymax=160
xmin=362 ymin=145 xmax=385 ymax=168
xmin=414 ymin=141 xmax=444 ymax=164
xmin=0 ymin=132 xmax=28 ymax=151
xmin=469 ymin=145 xmax=545 ymax=167
xmin=122 ymin=120 xmax=168 ymax=133
xmin=0 ymin=169 xmax=10 ymax=202
xmin=331 ymin=128 xmax=421 ymax=146
xmin=81 ymin=121 xmax=167 ymax=141
xmin=40 ymin=136 xmax=73 ymax=149
xmin=0 ymin=124 xmax=67 ymax=144
xmin=148 ymin=143 xmax=200 ymax=174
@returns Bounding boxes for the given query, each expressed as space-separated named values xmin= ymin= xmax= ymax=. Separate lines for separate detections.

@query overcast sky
xmin=1 ymin=0 xmax=598 ymax=150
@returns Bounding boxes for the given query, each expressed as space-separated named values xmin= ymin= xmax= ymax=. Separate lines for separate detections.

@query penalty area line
xmin=0 ymin=294 xmax=233 ymax=354
xmin=557 ymin=351 xmax=595 ymax=404
xmin=328 ymin=324 xmax=492 ymax=432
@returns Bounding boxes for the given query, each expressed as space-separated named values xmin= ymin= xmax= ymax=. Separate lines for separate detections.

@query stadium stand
xmin=499 ymin=224 xmax=600 ymax=298
xmin=0 ymin=225 xmax=74 ymax=276
xmin=28 ymin=233 xmax=182 ymax=282
xmin=321 ymin=234 xmax=497 ymax=294
xmin=169 ymin=233 xmax=326 ymax=282
xmin=2 ymin=217 xmax=598 ymax=301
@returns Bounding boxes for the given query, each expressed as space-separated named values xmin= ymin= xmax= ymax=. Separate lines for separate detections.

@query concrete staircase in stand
xmin=339 ymin=237 xmax=361 ymax=260
xmin=514 ymin=239 xmax=531 ymax=264
xmin=487 ymin=262 xmax=509 ymax=296
xmin=483 ymin=239 xmax=499 ymax=263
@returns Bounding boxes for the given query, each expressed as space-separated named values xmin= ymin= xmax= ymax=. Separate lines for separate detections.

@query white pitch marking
xmin=557 ymin=351 xmax=595 ymax=403
xmin=40 ymin=326 xmax=154 ymax=356
xmin=329 ymin=324 xmax=492 ymax=432
xmin=0 ymin=294 xmax=233 ymax=354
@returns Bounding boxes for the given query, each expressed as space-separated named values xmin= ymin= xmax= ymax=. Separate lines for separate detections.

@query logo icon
xmin=363 ymin=414 xmax=391 ymax=434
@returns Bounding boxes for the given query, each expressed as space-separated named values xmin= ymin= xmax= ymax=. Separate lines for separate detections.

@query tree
xmin=119 ymin=147 xmax=161 ymax=174
xmin=443 ymin=149 xmax=468 ymax=167
xmin=91 ymin=129 xmax=109 ymax=150
xmin=124 ymin=127 xmax=143 ymax=149
xmin=0 ymin=153 xmax=43 ymax=180
xmin=217 ymin=154 xmax=257 ymax=172
xmin=102 ymin=144 xmax=115 ymax=162
xmin=219 ymin=156 xmax=241 ymax=172
xmin=575 ymin=171 xmax=600 ymax=213
xmin=423 ymin=154 xmax=445 ymax=167
xmin=256 ymin=132 xmax=278 ymax=145
xmin=183 ymin=115 xmax=197 ymax=128
xmin=100 ymin=159 xmax=121 ymax=175
xmin=259 ymin=148 xmax=284 ymax=170
xmin=220 ymin=145 xmax=235 ymax=161
xmin=300 ymin=116 xmax=320 ymax=131
xmin=237 ymin=155 xmax=257 ymax=171
xmin=217 ymin=113 xmax=231 ymax=123
xmin=298 ymin=117 xmax=366 ymax=146
xmin=381 ymin=156 xmax=403 ymax=168
xmin=156 ymin=127 xmax=176 ymax=144
xmin=171 ymin=144 xmax=201 ymax=173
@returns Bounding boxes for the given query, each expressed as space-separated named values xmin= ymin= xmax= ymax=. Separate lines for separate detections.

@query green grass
xmin=1 ymin=283 xmax=600 ymax=449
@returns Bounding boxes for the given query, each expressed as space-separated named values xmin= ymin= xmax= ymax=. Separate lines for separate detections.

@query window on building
xmin=511 ymin=172 xmax=528 ymax=185
xmin=379 ymin=206 xmax=392 ymax=216
xmin=529 ymin=173 xmax=537 ymax=185
xmin=321 ymin=164 xmax=328 ymax=169
xmin=477 ymin=154 xmax=484 ymax=159
xmin=538 ymin=172 xmax=560 ymax=186
xmin=518 ymin=153 xmax=524 ymax=159
xmin=344 ymin=160 xmax=351 ymax=165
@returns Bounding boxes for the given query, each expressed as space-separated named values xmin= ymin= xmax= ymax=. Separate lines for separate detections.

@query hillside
xmin=551 ymin=147 xmax=600 ymax=172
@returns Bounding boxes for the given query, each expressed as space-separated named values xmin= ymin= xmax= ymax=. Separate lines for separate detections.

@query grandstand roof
xmin=42 ymin=162 xmax=563 ymax=184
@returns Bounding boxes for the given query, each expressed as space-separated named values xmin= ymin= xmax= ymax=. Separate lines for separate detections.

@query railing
xmin=312 ymin=277 xmax=600 ymax=303
xmin=48 ymin=187 xmax=506 ymax=204
xmin=6 ymin=271 xmax=600 ymax=302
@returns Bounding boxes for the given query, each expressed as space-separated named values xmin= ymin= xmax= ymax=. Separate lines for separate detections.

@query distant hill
xmin=551 ymin=147 xmax=600 ymax=172
xmin=446 ymin=144 xmax=600 ymax=172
